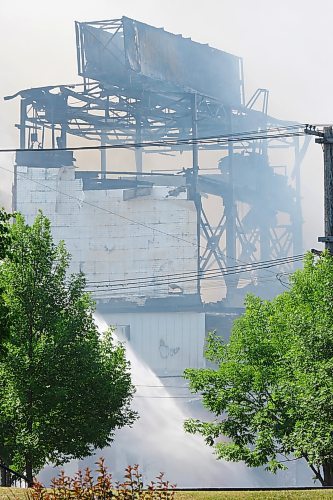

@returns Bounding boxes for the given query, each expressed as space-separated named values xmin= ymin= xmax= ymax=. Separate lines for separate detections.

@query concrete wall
xmin=105 ymin=311 xmax=206 ymax=376
xmin=16 ymin=166 xmax=198 ymax=302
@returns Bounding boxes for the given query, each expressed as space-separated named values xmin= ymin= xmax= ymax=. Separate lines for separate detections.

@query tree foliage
xmin=0 ymin=209 xmax=15 ymax=355
xmin=0 ymin=213 xmax=136 ymax=484
xmin=0 ymin=209 xmax=13 ymax=260
xmin=184 ymin=252 xmax=333 ymax=486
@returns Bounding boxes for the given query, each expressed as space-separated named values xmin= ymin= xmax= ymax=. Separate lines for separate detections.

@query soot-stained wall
xmin=16 ymin=165 xmax=199 ymax=303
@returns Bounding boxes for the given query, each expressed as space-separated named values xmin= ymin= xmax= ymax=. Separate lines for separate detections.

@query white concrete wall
xmin=16 ymin=166 xmax=198 ymax=301
xmin=106 ymin=311 xmax=206 ymax=376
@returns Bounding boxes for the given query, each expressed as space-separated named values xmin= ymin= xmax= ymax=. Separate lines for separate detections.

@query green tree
xmin=184 ymin=252 xmax=333 ymax=486
xmin=0 ymin=209 xmax=14 ymax=356
xmin=0 ymin=209 xmax=12 ymax=261
xmin=0 ymin=212 xmax=136 ymax=485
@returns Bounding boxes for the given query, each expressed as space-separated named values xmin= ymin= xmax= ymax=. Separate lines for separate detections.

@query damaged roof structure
xmin=6 ymin=16 xmax=309 ymax=310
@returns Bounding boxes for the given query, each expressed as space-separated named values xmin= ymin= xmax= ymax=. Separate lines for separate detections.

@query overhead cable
xmin=86 ymin=256 xmax=304 ymax=293
xmin=0 ymin=125 xmax=305 ymax=154
xmin=86 ymin=254 xmax=304 ymax=287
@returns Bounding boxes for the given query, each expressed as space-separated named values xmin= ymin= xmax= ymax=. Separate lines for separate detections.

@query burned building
xmin=6 ymin=17 xmax=309 ymax=376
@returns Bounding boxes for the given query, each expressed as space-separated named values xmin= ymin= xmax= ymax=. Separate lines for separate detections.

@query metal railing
xmin=0 ymin=462 xmax=28 ymax=488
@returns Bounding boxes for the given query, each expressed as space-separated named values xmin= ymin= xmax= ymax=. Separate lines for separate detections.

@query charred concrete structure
xmin=7 ymin=17 xmax=309 ymax=375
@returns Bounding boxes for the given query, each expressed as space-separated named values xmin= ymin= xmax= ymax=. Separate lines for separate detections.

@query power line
xmin=88 ymin=265 xmax=301 ymax=293
xmin=100 ymin=275 xmax=289 ymax=297
xmin=189 ymin=274 xmax=290 ymax=290
xmin=89 ymin=255 xmax=303 ymax=285
xmin=107 ymin=276 xmax=280 ymax=292
xmin=0 ymin=125 xmax=305 ymax=154
xmin=86 ymin=254 xmax=304 ymax=286
xmin=86 ymin=256 xmax=303 ymax=293
xmin=86 ymin=264 xmax=303 ymax=295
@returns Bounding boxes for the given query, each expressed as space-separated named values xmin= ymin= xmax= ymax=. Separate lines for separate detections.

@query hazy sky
xmin=0 ymin=0 xmax=331 ymax=249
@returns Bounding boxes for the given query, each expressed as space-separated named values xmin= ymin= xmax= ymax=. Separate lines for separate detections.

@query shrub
xmin=31 ymin=458 xmax=176 ymax=499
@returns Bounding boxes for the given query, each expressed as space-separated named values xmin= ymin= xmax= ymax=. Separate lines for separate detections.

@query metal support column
xmin=19 ymin=99 xmax=26 ymax=149
xmin=225 ymin=108 xmax=237 ymax=302
xmin=100 ymin=133 xmax=107 ymax=180
xmin=14 ymin=99 xmax=28 ymax=212
xmin=58 ymin=97 xmax=68 ymax=149
xmin=292 ymin=135 xmax=310 ymax=255
xmin=292 ymin=136 xmax=303 ymax=255
xmin=259 ymin=212 xmax=271 ymax=261
xmin=191 ymin=93 xmax=201 ymax=298
xmin=135 ymin=116 xmax=143 ymax=174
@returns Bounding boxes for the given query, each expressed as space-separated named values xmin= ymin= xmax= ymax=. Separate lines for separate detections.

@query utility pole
xmin=307 ymin=126 xmax=333 ymax=253
xmin=321 ymin=126 xmax=333 ymax=254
